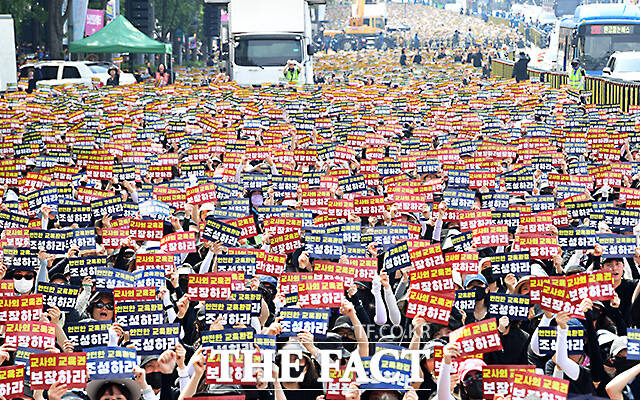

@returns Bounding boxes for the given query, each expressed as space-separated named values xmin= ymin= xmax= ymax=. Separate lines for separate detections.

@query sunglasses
xmin=14 ymin=275 xmax=34 ymax=280
xmin=95 ymin=301 xmax=114 ymax=310
xmin=463 ymin=371 xmax=483 ymax=386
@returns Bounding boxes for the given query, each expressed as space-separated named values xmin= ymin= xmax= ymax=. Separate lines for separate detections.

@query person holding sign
xmin=437 ymin=342 xmax=487 ymax=400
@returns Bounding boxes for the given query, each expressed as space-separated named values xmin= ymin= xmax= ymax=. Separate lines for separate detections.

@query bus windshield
xmin=554 ymin=0 xmax=581 ymax=17
xmin=234 ymin=38 xmax=302 ymax=67
xmin=579 ymin=24 xmax=640 ymax=70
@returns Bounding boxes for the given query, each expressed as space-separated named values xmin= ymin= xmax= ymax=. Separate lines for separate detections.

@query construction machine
xmin=323 ymin=0 xmax=397 ymax=51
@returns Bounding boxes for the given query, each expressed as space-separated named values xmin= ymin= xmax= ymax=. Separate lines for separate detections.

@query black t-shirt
xmin=615 ymin=278 xmax=638 ymax=324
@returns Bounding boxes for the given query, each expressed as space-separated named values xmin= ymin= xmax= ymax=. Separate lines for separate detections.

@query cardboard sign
xmin=279 ymin=307 xmax=330 ymax=336
xmin=490 ymin=252 xmax=530 ymax=277
xmin=446 ymin=252 xmax=479 ymax=274
xmin=37 ymin=283 xmax=81 ymax=312
xmin=482 ymin=365 xmax=536 ymax=400
xmin=30 ymin=352 xmax=88 ymax=390
xmin=128 ymin=324 xmax=180 ymax=355
xmin=488 ymin=293 xmax=530 ymax=320
xmin=454 ymin=289 xmax=476 ymax=312
xmin=383 ymin=241 xmax=412 ymax=272
xmin=268 ymin=229 xmax=301 ymax=254
xmin=538 ymin=327 xmax=585 ymax=355
xmin=450 ymin=319 xmax=503 ymax=356
xmin=65 ymin=321 xmax=111 ymax=350
xmin=160 ymin=230 xmax=197 ymax=254
xmin=409 ymin=243 xmax=445 ymax=271
xmin=306 ymin=233 xmax=343 ymax=259
xmin=129 ymin=219 xmax=163 ymax=241
xmin=85 ymin=346 xmax=137 ymax=380
xmin=406 ymin=290 xmax=454 ymax=324
xmin=348 ymin=257 xmax=378 ymax=282
xmin=115 ymin=300 xmax=163 ymax=326
xmin=0 ymin=294 xmax=43 ymax=322
xmin=201 ymin=328 xmax=254 ymax=351
xmin=204 ymin=300 xmax=253 ymax=326
xmin=4 ymin=321 xmax=56 ymax=350
xmin=472 ymin=225 xmax=509 ymax=247
xmin=540 ymin=282 xmax=584 ymax=319
xmin=187 ymin=273 xmax=233 ymax=301
xmin=627 ymin=328 xmax=640 ymax=360
xmin=409 ymin=264 xmax=455 ymax=292
xmin=297 ymin=280 xmax=344 ymax=308
xmin=0 ymin=365 xmax=25 ymax=399
xmin=510 ymin=371 xmax=569 ymax=400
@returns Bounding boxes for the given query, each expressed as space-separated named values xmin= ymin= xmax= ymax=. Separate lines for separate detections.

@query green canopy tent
xmin=69 ymin=15 xmax=171 ymax=54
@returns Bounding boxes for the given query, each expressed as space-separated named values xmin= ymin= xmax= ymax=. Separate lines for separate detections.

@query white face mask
xmin=14 ymin=278 xmax=34 ymax=294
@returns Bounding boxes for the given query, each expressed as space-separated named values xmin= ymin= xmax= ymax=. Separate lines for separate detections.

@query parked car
xmin=18 ymin=60 xmax=137 ymax=87
xmin=603 ymin=52 xmax=640 ymax=81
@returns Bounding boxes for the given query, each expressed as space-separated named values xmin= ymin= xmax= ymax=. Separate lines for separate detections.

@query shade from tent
xmin=69 ymin=15 xmax=171 ymax=54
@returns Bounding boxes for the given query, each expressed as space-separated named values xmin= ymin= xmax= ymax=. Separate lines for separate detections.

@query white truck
xmin=208 ymin=0 xmax=320 ymax=86
xmin=0 ymin=15 xmax=18 ymax=92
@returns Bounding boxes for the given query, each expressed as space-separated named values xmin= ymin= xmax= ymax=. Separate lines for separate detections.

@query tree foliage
xmin=153 ymin=0 xmax=201 ymax=42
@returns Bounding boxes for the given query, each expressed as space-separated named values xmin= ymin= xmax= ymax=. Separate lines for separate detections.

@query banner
xmin=0 ymin=294 xmax=43 ymax=322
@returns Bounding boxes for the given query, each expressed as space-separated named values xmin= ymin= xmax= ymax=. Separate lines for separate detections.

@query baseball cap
xmin=332 ymin=315 xmax=354 ymax=332
xmin=610 ymin=336 xmax=628 ymax=357
xmin=457 ymin=358 xmax=487 ymax=382
xmin=463 ymin=274 xmax=487 ymax=288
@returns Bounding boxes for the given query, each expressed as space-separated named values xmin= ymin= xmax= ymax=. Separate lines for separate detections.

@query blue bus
xmin=556 ymin=3 xmax=640 ymax=74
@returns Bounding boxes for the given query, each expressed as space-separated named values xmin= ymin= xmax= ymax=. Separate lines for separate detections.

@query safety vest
xmin=568 ymin=67 xmax=584 ymax=90
xmin=285 ymin=68 xmax=299 ymax=82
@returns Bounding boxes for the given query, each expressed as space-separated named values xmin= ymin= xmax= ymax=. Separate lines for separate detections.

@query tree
xmin=0 ymin=0 xmax=47 ymax=45
xmin=48 ymin=0 xmax=70 ymax=59
xmin=154 ymin=0 xmax=201 ymax=42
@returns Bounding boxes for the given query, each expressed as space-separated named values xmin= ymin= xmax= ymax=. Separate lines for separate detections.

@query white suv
xmin=18 ymin=60 xmax=137 ymax=87
xmin=603 ymin=52 xmax=640 ymax=82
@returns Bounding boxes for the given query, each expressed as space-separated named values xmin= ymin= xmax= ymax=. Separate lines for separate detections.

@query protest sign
xmin=450 ymin=318 xmax=503 ymax=356
xmin=30 ymin=353 xmax=88 ymax=390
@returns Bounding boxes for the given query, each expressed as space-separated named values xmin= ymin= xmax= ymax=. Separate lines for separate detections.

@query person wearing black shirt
xmin=26 ymin=69 xmax=37 ymax=94
xmin=399 ymin=48 xmax=407 ymax=66
xmin=512 ymin=52 xmax=530 ymax=82
xmin=471 ymin=47 xmax=483 ymax=68
xmin=106 ymin=66 xmax=120 ymax=86
xmin=413 ymin=50 xmax=422 ymax=65
xmin=436 ymin=47 xmax=447 ymax=59
xmin=453 ymin=49 xmax=463 ymax=62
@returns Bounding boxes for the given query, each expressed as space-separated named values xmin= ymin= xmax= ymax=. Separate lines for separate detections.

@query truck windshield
xmin=234 ymin=38 xmax=302 ymax=67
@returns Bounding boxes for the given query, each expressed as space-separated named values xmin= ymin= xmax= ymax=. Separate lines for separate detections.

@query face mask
xmin=251 ymin=194 xmax=264 ymax=207
xmin=571 ymin=63 xmax=578 ymax=69
xmin=342 ymin=336 xmax=357 ymax=352
xmin=178 ymin=277 xmax=189 ymax=292
xmin=14 ymin=278 xmax=33 ymax=294
xmin=614 ymin=357 xmax=638 ymax=374
xmin=289 ymin=363 xmax=306 ymax=379
xmin=462 ymin=379 xmax=484 ymax=400
xmin=146 ymin=371 xmax=163 ymax=389
xmin=473 ymin=286 xmax=486 ymax=302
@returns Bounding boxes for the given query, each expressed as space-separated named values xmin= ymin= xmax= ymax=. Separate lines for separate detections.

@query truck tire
xmin=383 ymin=39 xmax=395 ymax=50
xmin=338 ymin=39 xmax=356 ymax=51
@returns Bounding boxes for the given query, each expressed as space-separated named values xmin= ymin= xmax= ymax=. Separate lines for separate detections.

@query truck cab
xmin=212 ymin=0 xmax=319 ymax=86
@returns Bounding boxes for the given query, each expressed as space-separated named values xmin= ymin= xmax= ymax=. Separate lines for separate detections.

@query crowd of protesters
xmin=0 ymin=20 xmax=639 ymax=400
